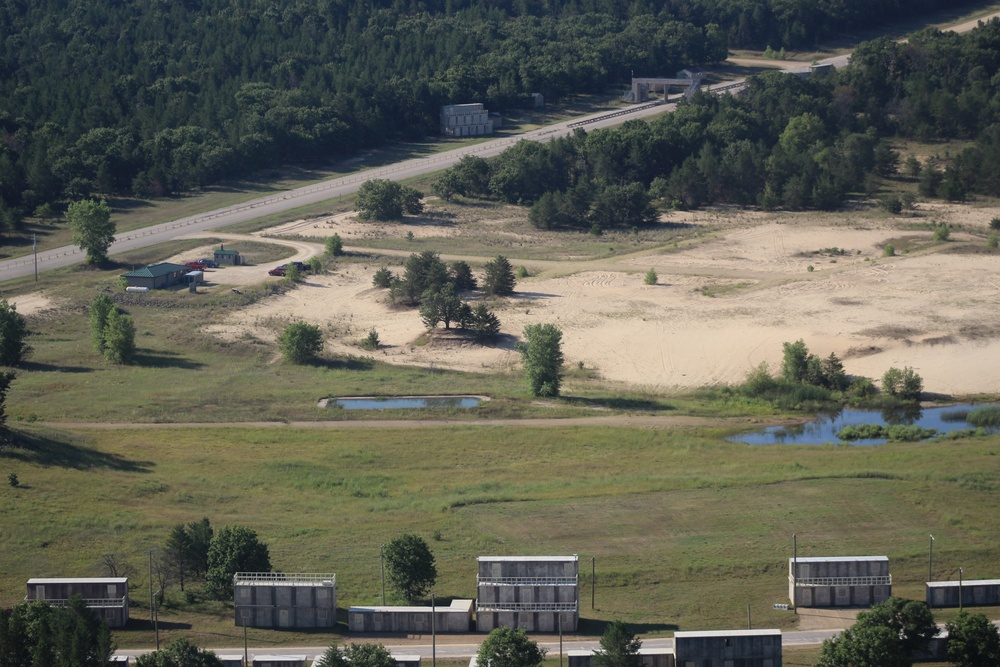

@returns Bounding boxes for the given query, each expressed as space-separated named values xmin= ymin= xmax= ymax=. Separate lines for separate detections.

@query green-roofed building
xmin=214 ymin=244 xmax=243 ymax=265
xmin=121 ymin=262 xmax=189 ymax=289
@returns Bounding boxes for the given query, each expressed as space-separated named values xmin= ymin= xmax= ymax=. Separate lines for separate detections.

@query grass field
xmin=1 ymin=422 xmax=997 ymax=648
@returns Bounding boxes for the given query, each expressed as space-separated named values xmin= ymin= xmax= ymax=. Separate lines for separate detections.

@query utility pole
xmin=32 ymin=234 xmax=37 ymax=282
xmin=747 ymin=602 xmax=751 ymax=629
xmin=148 ymin=551 xmax=154 ymax=632
xmin=380 ymin=544 xmax=386 ymax=605
xmin=559 ymin=613 xmax=564 ymax=667
xmin=590 ymin=556 xmax=597 ymax=610
xmin=431 ymin=592 xmax=437 ymax=667
xmin=244 ymin=624 xmax=248 ymax=666
xmin=959 ymin=568 xmax=964 ymax=611
xmin=929 ymin=535 xmax=934 ymax=583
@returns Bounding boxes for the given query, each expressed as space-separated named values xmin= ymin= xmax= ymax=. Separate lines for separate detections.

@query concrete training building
xmin=349 ymin=598 xmax=473 ymax=633
xmin=234 ymin=572 xmax=336 ymax=629
xmin=440 ymin=103 xmax=494 ymax=137
xmin=674 ymin=629 xmax=782 ymax=667
xmin=569 ymin=648 xmax=673 ymax=667
xmin=25 ymin=577 xmax=129 ymax=628
xmin=789 ymin=556 xmax=891 ymax=608
xmin=926 ymin=578 xmax=1000 ymax=608
xmin=476 ymin=555 xmax=578 ymax=632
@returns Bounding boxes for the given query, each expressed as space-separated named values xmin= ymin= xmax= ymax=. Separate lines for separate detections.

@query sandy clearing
xmin=8 ymin=292 xmax=56 ymax=316
xmin=164 ymin=232 xmax=324 ymax=287
xmin=204 ymin=204 xmax=1000 ymax=395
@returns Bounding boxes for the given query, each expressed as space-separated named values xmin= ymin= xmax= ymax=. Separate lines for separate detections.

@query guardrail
xmin=478 ymin=576 xmax=578 ymax=586
xmin=476 ymin=601 xmax=578 ymax=612
xmin=792 ymin=576 xmax=892 ymax=587
xmin=234 ymin=573 xmax=336 ymax=585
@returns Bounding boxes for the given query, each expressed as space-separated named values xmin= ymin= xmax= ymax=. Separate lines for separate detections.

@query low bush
xmin=967 ymin=406 xmax=1000 ymax=428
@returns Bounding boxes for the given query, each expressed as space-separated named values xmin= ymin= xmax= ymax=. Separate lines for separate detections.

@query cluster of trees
xmin=374 ymin=251 xmax=511 ymax=340
xmin=0 ymin=299 xmax=29 ymax=437
xmin=818 ymin=597 xmax=1000 ymax=667
xmin=158 ymin=519 xmax=272 ymax=600
xmin=741 ymin=339 xmax=923 ymax=407
xmin=355 ymin=179 xmax=424 ymax=221
xmin=432 ymin=18 xmax=1000 ymax=219
xmin=0 ymin=597 xmax=114 ymax=666
xmin=473 ymin=618 xmax=642 ymax=667
xmin=89 ymin=294 xmax=136 ymax=364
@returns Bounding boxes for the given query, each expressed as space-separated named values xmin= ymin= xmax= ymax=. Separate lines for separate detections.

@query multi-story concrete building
xmin=234 ymin=572 xmax=336 ymax=628
xmin=789 ymin=556 xmax=891 ymax=607
xmin=476 ymin=555 xmax=578 ymax=632
xmin=440 ymin=104 xmax=494 ymax=137
xmin=25 ymin=577 xmax=129 ymax=628
xmin=673 ymin=629 xmax=782 ymax=667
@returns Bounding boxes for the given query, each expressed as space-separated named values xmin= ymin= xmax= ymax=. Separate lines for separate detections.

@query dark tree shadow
xmin=579 ymin=618 xmax=678 ymax=635
xmin=132 ymin=350 xmax=205 ymax=369
xmin=313 ymin=356 xmax=376 ymax=371
xmin=19 ymin=361 xmax=94 ymax=373
xmin=559 ymin=395 xmax=676 ymax=412
xmin=2 ymin=430 xmax=153 ymax=472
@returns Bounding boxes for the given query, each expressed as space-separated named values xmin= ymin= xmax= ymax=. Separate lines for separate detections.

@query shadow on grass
xmin=313 ymin=356 xmax=376 ymax=371
xmin=133 ymin=350 xmax=205 ymax=370
xmin=128 ymin=619 xmax=193 ymax=631
xmin=2 ymin=430 xmax=153 ymax=472
xmin=20 ymin=361 xmax=94 ymax=373
xmin=578 ymin=617 xmax=679 ymax=635
xmin=558 ymin=396 xmax=675 ymax=412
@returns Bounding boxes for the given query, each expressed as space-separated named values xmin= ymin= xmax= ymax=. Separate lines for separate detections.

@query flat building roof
xmin=790 ymin=556 xmax=888 ymax=563
xmin=28 ymin=577 xmax=128 ymax=584
xmin=674 ymin=629 xmax=782 ymax=638
xmin=350 ymin=599 xmax=473 ymax=613
xmin=927 ymin=579 xmax=1000 ymax=587
xmin=478 ymin=555 xmax=578 ymax=562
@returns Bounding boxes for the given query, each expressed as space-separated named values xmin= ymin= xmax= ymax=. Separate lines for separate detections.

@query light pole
xmin=591 ymin=556 xmax=595 ymax=610
xmin=380 ymin=544 xmax=386 ymax=605
xmin=153 ymin=589 xmax=161 ymax=649
xmin=959 ymin=567 xmax=964 ymax=611
xmin=929 ymin=535 xmax=934 ymax=583
xmin=431 ymin=592 xmax=436 ymax=667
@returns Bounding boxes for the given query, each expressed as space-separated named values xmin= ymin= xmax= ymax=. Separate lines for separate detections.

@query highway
xmin=0 ymin=54 xmax=843 ymax=284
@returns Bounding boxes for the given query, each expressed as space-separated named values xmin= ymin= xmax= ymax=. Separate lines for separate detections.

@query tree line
xmin=0 ymin=0 xmax=983 ymax=236
xmin=431 ymin=17 xmax=1000 ymax=221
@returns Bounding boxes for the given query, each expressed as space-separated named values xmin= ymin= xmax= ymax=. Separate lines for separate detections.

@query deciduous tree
xmin=320 ymin=643 xmax=397 ymax=667
xmin=89 ymin=294 xmax=115 ymax=355
xmin=102 ymin=308 xmax=136 ymax=364
xmin=205 ymin=525 xmax=272 ymax=599
xmin=356 ymin=179 xmax=423 ymax=220
xmin=66 ymin=198 xmax=115 ymax=264
xmin=476 ymin=627 xmax=546 ymax=667
xmin=0 ymin=300 xmax=31 ymax=367
xmin=383 ymin=534 xmax=437 ymax=603
xmin=946 ymin=611 xmax=1000 ymax=667
xmin=134 ymin=638 xmax=223 ymax=667
xmin=278 ymin=322 xmax=324 ymax=364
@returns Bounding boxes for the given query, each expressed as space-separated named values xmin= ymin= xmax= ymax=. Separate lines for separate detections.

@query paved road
xmin=116 ymin=628 xmax=844 ymax=661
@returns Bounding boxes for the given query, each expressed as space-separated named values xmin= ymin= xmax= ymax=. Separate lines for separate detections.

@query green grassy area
xmin=1 ymin=422 xmax=997 ymax=648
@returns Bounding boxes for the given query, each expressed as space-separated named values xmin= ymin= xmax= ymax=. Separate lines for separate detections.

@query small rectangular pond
xmin=732 ymin=404 xmax=999 ymax=446
xmin=331 ymin=396 xmax=483 ymax=410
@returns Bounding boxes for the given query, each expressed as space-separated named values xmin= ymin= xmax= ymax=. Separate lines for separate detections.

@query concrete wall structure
xmin=251 ymin=656 xmax=308 ymax=667
xmin=476 ymin=555 xmax=578 ymax=632
xmin=26 ymin=577 xmax=129 ymax=628
xmin=569 ymin=648 xmax=675 ymax=667
xmin=673 ymin=629 xmax=782 ymax=667
xmin=349 ymin=599 xmax=473 ymax=632
xmin=926 ymin=579 xmax=1000 ymax=608
xmin=789 ymin=557 xmax=891 ymax=608
xmin=234 ymin=573 xmax=336 ymax=629
xmin=217 ymin=657 xmax=245 ymax=667
xmin=440 ymin=103 xmax=494 ymax=137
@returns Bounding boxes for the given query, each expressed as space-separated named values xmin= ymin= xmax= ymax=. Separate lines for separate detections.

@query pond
xmin=731 ymin=404 xmax=1000 ymax=446
xmin=329 ymin=396 xmax=484 ymax=410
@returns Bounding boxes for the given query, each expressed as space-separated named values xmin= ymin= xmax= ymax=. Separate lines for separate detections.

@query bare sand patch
xmin=206 ymin=207 xmax=1000 ymax=395
xmin=8 ymin=292 xmax=56 ymax=316
xmin=164 ymin=233 xmax=323 ymax=287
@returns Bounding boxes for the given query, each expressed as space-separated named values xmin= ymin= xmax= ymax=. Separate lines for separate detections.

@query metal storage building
xmin=926 ymin=578 xmax=1000 ymax=608
xmin=569 ymin=648 xmax=674 ymax=667
xmin=440 ymin=104 xmax=494 ymax=137
xmin=25 ymin=577 xmax=129 ymax=627
xmin=349 ymin=598 xmax=473 ymax=632
xmin=789 ymin=556 xmax=891 ymax=608
xmin=476 ymin=555 xmax=578 ymax=632
xmin=251 ymin=656 xmax=308 ymax=667
xmin=234 ymin=572 xmax=336 ymax=629
xmin=673 ymin=629 xmax=782 ymax=667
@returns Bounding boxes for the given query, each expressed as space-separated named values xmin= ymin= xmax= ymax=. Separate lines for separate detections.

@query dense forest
xmin=432 ymin=18 xmax=1000 ymax=227
xmin=0 ymin=0 xmax=982 ymax=235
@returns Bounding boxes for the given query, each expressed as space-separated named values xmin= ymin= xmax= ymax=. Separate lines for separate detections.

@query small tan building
xmin=25 ymin=577 xmax=129 ymax=628
xmin=214 ymin=244 xmax=243 ymax=265
xmin=349 ymin=599 xmax=473 ymax=632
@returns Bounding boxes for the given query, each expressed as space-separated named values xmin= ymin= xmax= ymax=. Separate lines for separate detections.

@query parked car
xmin=184 ymin=261 xmax=208 ymax=271
xmin=196 ymin=258 xmax=219 ymax=268
xmin=268 ymin=265 xmax=286 ymax=276
xmin=288 ymin=261 xmax=310 ymax=272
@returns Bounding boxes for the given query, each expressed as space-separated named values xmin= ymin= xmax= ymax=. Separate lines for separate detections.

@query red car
xmin=268 ymin=265 xmax=286 ymax=277
xmin=184 ymin=261 xmax=208 ymax=271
